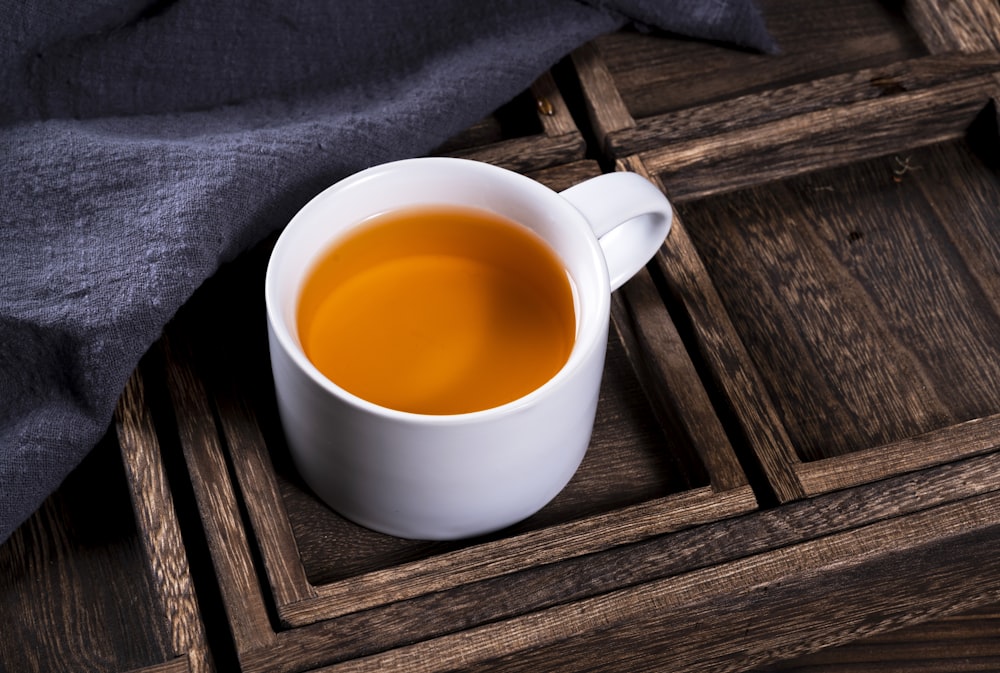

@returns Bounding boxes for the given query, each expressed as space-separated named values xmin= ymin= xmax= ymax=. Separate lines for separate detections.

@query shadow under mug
xmin=266 ymin=157 xmax=673 ymax=540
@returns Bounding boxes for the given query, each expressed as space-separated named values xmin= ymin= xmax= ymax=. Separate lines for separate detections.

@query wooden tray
xmin=572 ymin=0 xmax=1000 ymax=503
xmin=430 ymin=72 xmax=585 ymax=173
xmin=142 ymin=292 xmax=1000 ymax=673
xmin=0 ymin=369 xmax=212 ymax=672
xmin=142 ymin=3 xmax=1000 ymax=664
xmin=149 ymin=156 xmax=758 ymax=672
xmin=49 ymin=2 xmax=1000 ymax=670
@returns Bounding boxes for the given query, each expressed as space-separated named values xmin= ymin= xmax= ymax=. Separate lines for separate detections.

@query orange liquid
xmin=297 ymin=206 xmax=576 ymax=415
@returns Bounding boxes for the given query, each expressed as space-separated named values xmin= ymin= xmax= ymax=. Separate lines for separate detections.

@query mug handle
xmin=559 ymin=172 xmax=673 ymax=291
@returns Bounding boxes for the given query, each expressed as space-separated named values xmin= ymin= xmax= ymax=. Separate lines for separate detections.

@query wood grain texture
xmin=611 ymin=267 xmax=745 ymax=492
xmin=643 ymin=74 xmax=995 ymax=203
xmin=618 ymin=155 xmax=804 ymax=503
xmin=124 ymin=659 xmax=193 ymax=673
xmin=209 ymin=381 xmax=315 ymax=608
xmin=676 ymin=138 xmax=1000 ymax=484
xmin=604 ymin=53 xmax=1000 ymax=158
xmin=569 ymin=41 xmax=635 ymax=146
xmin=115 ymin=370 xmax=214 ymax=673
xmin=907 ymin=0 xmax=1000 ymax=53
xmin=530 ymin=70 xmax=578 ymax=137
xmin=587 ymin=0 xmax=926 ymax=123
xmin=239 ymin=451 xmax=1000 ymax=672
xmin=0 ymin=431 xmax=176 ymax=672
xmin=160 ymin=335 xmax=276 ymax=655
xmin=296 ymin=492 xmax=1000 ymax=673
xmin=753 ymin=604 xmax=1000 ymax=672
xmin=796 ymin=414 xmax=1000 ymax=495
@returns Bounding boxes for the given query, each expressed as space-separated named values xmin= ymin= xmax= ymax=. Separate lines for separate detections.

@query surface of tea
xmin=298 ymin=205 xmax=575 ymax=414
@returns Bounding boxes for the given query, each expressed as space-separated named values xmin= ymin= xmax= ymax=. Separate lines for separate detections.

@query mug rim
xmin=265 ymin=157 xmax=612 ymax=424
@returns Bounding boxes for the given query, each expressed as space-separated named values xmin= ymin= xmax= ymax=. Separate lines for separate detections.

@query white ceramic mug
xmin=266 ymin=157 xmax=672 ymax=540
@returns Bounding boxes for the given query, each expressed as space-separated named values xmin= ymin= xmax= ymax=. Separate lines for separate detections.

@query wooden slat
xmin=605 ymin=53 xmax=1000 ymax=157
xmin=209 ymin=382 xmax=316 ymax=610
xmin=115 ymin=370 xmax=214 ymax=673
xmin=125 ymin=658 xmax=193 ymax=673
xmin=442 ymin=129 xmax=585 ymax=175
xmin=796 ymin=415 xmax=1000 ymax=495
xmin=530 ymin=70 xmax=578 ymax=137
xmin=569 ymin=41 xmax=636 ymax=148
xmin=907 ymin=0 xmax=1000 ymax=53
xmin=282 ymin=485 xmax=755 ymax=625
xmin=915 ymin=138 xmax=1000 ymax=322
xmin=642 ymin=74 xmax=996 ymax=203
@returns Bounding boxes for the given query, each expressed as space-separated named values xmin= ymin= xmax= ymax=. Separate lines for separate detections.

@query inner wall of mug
xmin=266 ymin=158 xmax=610 ymax=417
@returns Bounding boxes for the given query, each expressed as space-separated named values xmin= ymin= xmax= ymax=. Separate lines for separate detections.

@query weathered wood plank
xmin=590 ymin=0 xmax=926 ymax=123
xmin=677 ymin=139 xmax=1000 ymax=472
xmin=125 ymin=658 xmax=193 ymax=673
xmin=210 ymin=381 xmax=316 ymax=609
xmin=907 ymin=0 xmax=1000 ymax=53
xmin=116 ymin=370 xmax=214 ymax=673
xmin=605 ymin=53 xmax=1000 ymax=157
xmin=643 ymin=75 xmax=995 ymax=203
xmin=796 ymin=415 xmax=1000 ymax=495
xmin=753 ymin=604 xmax=1000 ymax=672
xmin=440 ymin=130 xmax=585 ymax=175
xmin=569 ymin=41 xmax=635 ymax=146
xmin=0 ymin=431 xmax=177 ymax=672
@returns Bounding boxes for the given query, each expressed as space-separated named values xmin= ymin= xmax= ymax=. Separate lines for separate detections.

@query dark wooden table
xmin=4 ymin=1 xmax=1000 ymax=671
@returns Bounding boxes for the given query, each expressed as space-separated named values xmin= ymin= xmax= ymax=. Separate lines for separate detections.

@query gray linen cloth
xmin=0 ymin=0 xmax=775 ymax=543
